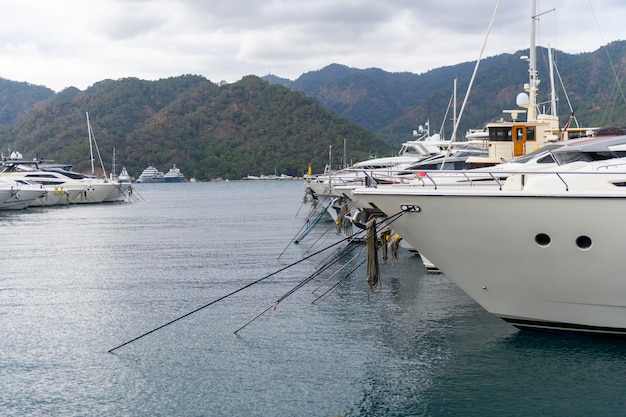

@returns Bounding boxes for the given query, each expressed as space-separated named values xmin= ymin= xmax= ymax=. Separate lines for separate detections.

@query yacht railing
xmin=346 ymin=165 xmax=626 ymax=193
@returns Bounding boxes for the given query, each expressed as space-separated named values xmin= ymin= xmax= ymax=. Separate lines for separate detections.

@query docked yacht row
xmin=304 ymin=125 xmax=626 ymax=339
xmin=0 ymin=153 xmax=133 ymax=209
xmin=299 ymin=0 xmax=626 ymax=338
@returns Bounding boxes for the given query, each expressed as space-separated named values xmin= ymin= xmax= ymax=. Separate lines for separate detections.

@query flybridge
xmin=0 ymin=155 xmax=76 ymax=175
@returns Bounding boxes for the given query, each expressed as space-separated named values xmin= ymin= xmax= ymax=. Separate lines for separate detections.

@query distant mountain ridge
xmin=265 ymin=40 xmax=626 ymax=146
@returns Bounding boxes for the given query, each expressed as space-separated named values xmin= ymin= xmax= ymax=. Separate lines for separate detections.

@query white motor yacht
xmin=351 ymin=134 xmax=626 ymax=336
xmin=164 ymin=164 xmax=186 ymax=182
xmin=137 ymin=165 xmax=165 ymax=183
xmin=0 ymin=178 xmax=47 ymax=210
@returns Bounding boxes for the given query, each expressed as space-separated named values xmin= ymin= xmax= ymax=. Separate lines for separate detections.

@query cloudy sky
xmin=0 ymin=0 xmax=624 ymax=92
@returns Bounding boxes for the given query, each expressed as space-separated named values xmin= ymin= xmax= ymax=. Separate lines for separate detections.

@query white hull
xmin=0 ymin=189 xmax=47 ymax=210
xmin=29 ymin=188 xmax=63 ymax=207
xmin=103 ymin=183 xmax=132 ymax=202
xmin=72 ymin=182 xmax=118 ymax=204
xmin=352 ymin=168 xmax=626 ymax=336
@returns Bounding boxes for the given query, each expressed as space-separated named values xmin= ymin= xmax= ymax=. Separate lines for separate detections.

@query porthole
xmin=535 ymin=233 xmax=551 ymax=247
xmin=576 ymin=235 xmax=592 ymax=250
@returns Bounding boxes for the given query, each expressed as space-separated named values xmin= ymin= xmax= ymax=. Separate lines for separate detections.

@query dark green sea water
xmin=1 ymin=181 xmax=625 ymax=416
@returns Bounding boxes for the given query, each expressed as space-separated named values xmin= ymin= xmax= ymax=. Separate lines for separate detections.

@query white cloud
xmin=0 ymin=0 xmax=623 ymax=91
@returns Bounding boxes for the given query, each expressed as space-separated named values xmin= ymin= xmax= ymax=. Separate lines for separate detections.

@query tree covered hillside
xmin=1 ymin=75 xmax=390 ymax=180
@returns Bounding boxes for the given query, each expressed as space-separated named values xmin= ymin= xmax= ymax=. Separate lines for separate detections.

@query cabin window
xmin=489 ymin=127 xmax=512 ymax=142
xmin=536 ymin=154 xmax=556 ymax=164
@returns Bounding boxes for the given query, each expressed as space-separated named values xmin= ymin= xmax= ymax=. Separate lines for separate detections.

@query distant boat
xmin=163 ymin=164 xmax=186 ymax=182
xmin=118 ymin=167 xmax=131 ymax=184
xmin=137 ymin=164 xmax=165 ymax=183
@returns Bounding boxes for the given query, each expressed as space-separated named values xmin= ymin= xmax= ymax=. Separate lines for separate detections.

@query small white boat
xmin=118 ymin=167 xmax=131 ymax=184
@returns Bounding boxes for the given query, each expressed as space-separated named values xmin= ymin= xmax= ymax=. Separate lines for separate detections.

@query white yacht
xmin=351 ymin=147 xmax=626 ymax=336
xmin=118 ymin=167 xmax=131 ymax=183
xmin=136 ymin=165 xmax=165 ymax=183
xmin=0 ymin=161 xmax=119 ymax=204
xmin=163 ymin=164 xmax=186 ymax=182
xmin=0 ymin=178 xmax=47 ymax=210
xmin=350 ymin=131 xmax=626 ymax=335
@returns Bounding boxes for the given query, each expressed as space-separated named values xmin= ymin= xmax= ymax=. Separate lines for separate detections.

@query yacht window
xmin=489 ymin=127 xmax=512 ymax=142
xmin=553 ymin=151 xmax=592 ymax=165
xmin=586 ymin=151 xmax=618 ymax=161
xmin=56 ymin=171 xmax=84 ymax=180
xmin=26 ymin=174 xmax=57 ymax=178
xmin=555 ymin=150 xmax=617 ymax=165
xmin=536 ymin=154 xmax=556 ymax=164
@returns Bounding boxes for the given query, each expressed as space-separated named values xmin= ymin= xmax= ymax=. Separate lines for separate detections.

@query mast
xmin=86 ymin=112 xmax=95 ymax=175
xmin=548 ymin=45 xmax=557 ymax=117
xmin=112 ymin=147 xmax=117 ymax=180
xmin=452 ymin=78 xmax=457 ymax=141
xmin=527 ymin=0 xmax=538 ymax=122
xmin=86 ymin=112 xmax=108 ymax=179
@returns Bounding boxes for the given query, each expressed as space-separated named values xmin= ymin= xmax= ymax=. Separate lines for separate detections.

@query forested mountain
xmin=0 ymin=79 xmax=54 ymax=126
xmin=0 ymin=40 xmax=625 ymax=180
xmin=0 ymin=75 xmax=389 ymax=180
xmin=269 ymin=41 xmax=626 ymax=147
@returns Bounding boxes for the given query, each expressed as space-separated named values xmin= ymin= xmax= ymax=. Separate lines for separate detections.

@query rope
xmin=311 ymin=245 xmax=366 ymax=294
xmin=441 ymin=0 xmax=500 ymax=166
xmin=293 ymin=199 xmax=332 ymax=244
xmin=312 ymin=258 xmax=367 ymax=305
xmin=366 ymin=218 xmax=380 ymax=292
xmin=235 ymin=210 xmax=407 ymax=334
xmin=107 ymin=232 xmax=353 ymax=353
xmin=380 ymin=229 xmax=391 ymax=264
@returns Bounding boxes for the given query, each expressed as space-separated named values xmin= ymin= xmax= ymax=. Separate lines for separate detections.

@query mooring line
xmin=236 ymin=210 xmax=407 ymax=333
xmin=312 ymin=237 xmax=363 ymax=277
xmin=107 ymin=234 xmax=353 ymax=353
xmin=129 ymin=186 xmax=145 ymax=201
xmin=235 ymin=253 xmax=341 ymax=334
xmin=109 ymin=210 xmax=407 ymax=352
xmin=312 ymin=246 xmax=366 ymax=294
xmin=278 ymin=201 xmax=326 ymax=260
xmin=312 ymin=258 xmax=367 ymax=305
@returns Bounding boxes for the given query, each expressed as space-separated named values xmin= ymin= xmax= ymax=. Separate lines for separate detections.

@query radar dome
xmin=516 ymin=92 xmax=530 ymax=107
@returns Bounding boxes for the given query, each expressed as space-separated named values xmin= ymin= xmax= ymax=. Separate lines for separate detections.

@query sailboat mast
xmin=527 ymin=0 xmax=538 ymax=122
xmin=452 ymin=78 xmax=457 ymax=141
xmin=112 ymin=147 xmax=117 ymax=179
xmin=86 ymin=112 xmax=95 ymax=175
xmin=86 ymin=111 xmax=108 ymax=179
xmin=548 ymin=45 xmax=557 ymax=117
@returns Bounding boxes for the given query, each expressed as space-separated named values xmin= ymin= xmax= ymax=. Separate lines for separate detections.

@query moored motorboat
xmin=118 ymin=167 xmax=131 ymax=184
xmin=0 ymin=178 xmax=47 ymax=210
xmin=351 ymin=153 xmax=626 ymax=336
